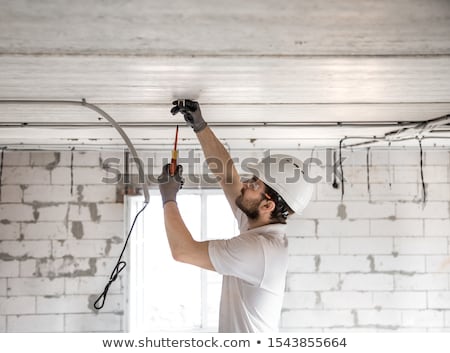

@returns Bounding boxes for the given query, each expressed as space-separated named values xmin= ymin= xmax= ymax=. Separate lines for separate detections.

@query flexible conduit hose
xmin=0 ymin=99 xmax=150 ymax=309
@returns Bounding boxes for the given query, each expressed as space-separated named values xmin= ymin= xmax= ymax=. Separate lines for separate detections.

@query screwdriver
xmin=169 ymin=125 xmax=179 ymax=176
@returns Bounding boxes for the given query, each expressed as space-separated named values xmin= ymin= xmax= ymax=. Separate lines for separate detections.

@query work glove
xmin=158 ymin=164 xmax=184 ymax=206
xmin=171 ymin=99 xmax=207 ymax=133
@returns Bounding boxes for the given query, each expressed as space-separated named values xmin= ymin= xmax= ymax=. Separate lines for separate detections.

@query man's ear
xmin=260 ymin=199 xmax=276 ymax=213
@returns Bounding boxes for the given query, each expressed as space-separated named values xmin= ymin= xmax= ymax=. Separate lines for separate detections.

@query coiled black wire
xmin=94 ymin=201 xmax=148 ymax=310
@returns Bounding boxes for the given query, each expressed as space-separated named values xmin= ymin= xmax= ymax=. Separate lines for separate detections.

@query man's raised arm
xmin=171 ymin=100 xmax=242 ymax=211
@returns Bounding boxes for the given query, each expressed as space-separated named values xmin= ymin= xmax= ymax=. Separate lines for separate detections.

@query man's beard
xmin=235 ymin=193 xmax=261 ymax=220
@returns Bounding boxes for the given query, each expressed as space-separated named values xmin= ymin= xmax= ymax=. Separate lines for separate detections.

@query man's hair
xmin=264 ymin=183 xmax=294 ymax=224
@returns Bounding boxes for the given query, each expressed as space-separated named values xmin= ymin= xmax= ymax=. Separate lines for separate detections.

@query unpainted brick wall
xmin=281 ymin=148 xmax=450 ymax=332
xmin=0 ymin=148 xmax=449 ymax=332
xmin=0 ymin=151 xmax=125 ymax=332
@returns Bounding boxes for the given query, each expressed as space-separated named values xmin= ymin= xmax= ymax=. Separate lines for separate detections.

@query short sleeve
xmin=209 ymin=235 xmax=264 ymax=286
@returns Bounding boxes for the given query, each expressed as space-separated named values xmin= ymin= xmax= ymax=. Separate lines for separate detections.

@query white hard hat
xmin=245 ymin=154 xmax=314 ymax=214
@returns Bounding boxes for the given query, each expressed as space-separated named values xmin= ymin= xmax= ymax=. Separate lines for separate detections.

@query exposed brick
xmin=36 ymin=294 xmax=122 ymax=314
xmin=426 ymin=256 xmax=450 ymax=273
xmin=343 ymin=202 xmax=395 ymax=219
xmin=75 ymin=221 xmax=124 ymax=239
xmin=281 ymin=309 xmax=353 ymax=328
xmin=50 ymin=167 xmax=71 ymax=184
xmin=30 ymin=151 xmax=69 ymax=167
xmin=402 ymin=310 xmax=444 ymax=327
xmin=0 ymin=278 xmax=6 ymax=295
xmin=22 ymin=222 xmax=68 ymax=240
xmin=23 ymin=185 xmax=72 ymax=203
xmin=373 ymin=255 xmax=426 ymax=273
xmin=321 ymin=291 xmax=373 ymax=309
xmin=73 ymin=151 xmax=101 ymax=167
xmin=65 ymin=276 xmax=122 ymax=295
xmin=288 ymin=238 xmax=339 ymax=255
xmin=0 ymin=260 xmax=20 ymax=277
xmin=341 ymin=274 xmax=394 ymax=291
xmin=19 ymin=259 xmax=37 ymax=277
xmin=340 ymin=237 xmax=393 ymax=254
xmin=2 ymin=151 xmax=29 ymax=166
xmin=7 ymin=278 xmax=64 ymax=296
xmin=282 ymin=291 xmax=317 ymax=309
xmin=36 ymin=204 xmax=68 ymax=221
xmin=79 ymin=185 xmax=117 ymax=203
xmin=371 ymin=150 xmax=419 ymax=166
xmin=394 ymin=237 xmax=448 ymax=255
xmin=395 ymin=202 xmax=449 ymax=219
xmin=425 ymin=151 xmax=450 ymax=165
xmin=426 ymin=184 xmax=450 ymax=201
xmin=357 ymin=309 xmax=402 ymax=326
xmin=344 ymin=166 xmax=391 ymax=184
xmin=52 ymin=240 xmax=107 ymax=258
xmin=424 ymin=219 xmax=450 ymax=237
xmin=318 ymin=220 xmax=370 ymax=237
xmin=0 ymin=296 xmax=35 ymax=314
xmin=373 ymin=292 xmax=427 ymax=309
xmin=2 ymin=167 xmax=50 ymax=185
xmin=73 ymin=167 xmax=110 ymax=185
xmin=395 ymin=273 xmax=448 ymax=291
xmin=287 ymin=256 xmax=316 ymax=273
xmin=428 ymin=292 xmax=450 ymax=309
xmin=96 ymin=203 xmax=124 ymax=221
xmin=0 ymin=204 xmax=34 ymax=221
xmin=0 ymin=223 xmax=21 ymax=240
xmin=320 ymin=255 xmax=371 ymax=273
xmin=445 ymin=311 xmax=450 ymax=327
xmin=371 ymin=219 xmax=423 ymax=237
xmin=7 ymin=314 xmax=64 ymax=332
xmin=423 ymin=166 xmax=449 ymax=183
xmin=65 ymin=313 xmax=121 ymax=332
xmin=287 ymin=274 xmax=339 ymax=291
xmin=286 ymin=219 xmax=316 ymax=237
xmin=0 ymin=315 xmax=5 ymax=332
xmin=369 ymin=184 xmax=420 ymax=202
xmin=0 ymin=240 xmax=51 ymax=258
xmin=0 ymin=185 xmax=22 ymax=203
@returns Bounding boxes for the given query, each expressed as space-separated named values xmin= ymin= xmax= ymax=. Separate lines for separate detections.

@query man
xmin=158 ymin=100 xmax=313 ymax=332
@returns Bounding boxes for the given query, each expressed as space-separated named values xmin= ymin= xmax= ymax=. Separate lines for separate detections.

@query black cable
xmin=366 ymin=147 xmax=371 ymax=194
xmin=94 ymin=201 xmax=148 ymax=310
xmin=0 ymin=148 xmax=5 ymax=201
xmin=339 ymin=138 xmax=345 ymax=201
xmin=417 ymin=138 xmax=426 ymax=203
xmin=70 ymin=147 xmax=74 ymax=196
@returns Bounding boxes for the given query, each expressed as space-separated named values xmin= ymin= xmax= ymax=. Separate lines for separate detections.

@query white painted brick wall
xmin=1 ymin=148 xmax=449 ymax=332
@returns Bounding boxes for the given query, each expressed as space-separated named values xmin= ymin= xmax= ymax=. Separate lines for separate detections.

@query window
xmin=126 ymin=190 xmax=238 ymax=332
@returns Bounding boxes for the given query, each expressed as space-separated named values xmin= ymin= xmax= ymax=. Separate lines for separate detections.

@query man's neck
xmin=247 ymin=217 xmax=272 ymax=230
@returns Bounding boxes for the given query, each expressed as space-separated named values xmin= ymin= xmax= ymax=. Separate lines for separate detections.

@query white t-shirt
xmin=208 ymin=209 xmax=289 ymax=332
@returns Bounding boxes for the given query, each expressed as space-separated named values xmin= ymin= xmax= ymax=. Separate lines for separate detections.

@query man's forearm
xmin=163 ymin=202 xmax=195 ymax=261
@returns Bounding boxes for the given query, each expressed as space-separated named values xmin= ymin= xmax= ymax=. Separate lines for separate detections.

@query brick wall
xmin=0 ymin=148 xmax=449 ymax=332
xmin=0 ymin=151 xmax=124 ymax=332
xmin=282 ymin=148 xmax=450 ymax=332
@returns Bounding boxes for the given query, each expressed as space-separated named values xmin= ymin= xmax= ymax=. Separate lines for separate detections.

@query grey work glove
xmin=171 ymin=99 xmax=207 ymax=133
xmin=158 ymin=164 xmax=184 ymax=206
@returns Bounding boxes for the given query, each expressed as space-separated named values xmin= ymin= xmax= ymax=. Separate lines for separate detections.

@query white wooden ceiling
xmin=0 ymin=0 xmax=449 ymax=150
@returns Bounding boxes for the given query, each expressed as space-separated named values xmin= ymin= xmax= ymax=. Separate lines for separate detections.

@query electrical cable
xmin=366 ymin=147 xmax=371 ymax=195
xmin=338 ymin=138 xmax=345 ymax=200
xmin=94 ymin=201 xmax=148 ymax=310
xmin=417 ymin=137 xmax=426 ymax=203
xmin=0 ymin=148 xmax=4 ymax=201
xmin=0 ymin=99 xmax=151 ymax=310
xmin=70 ymin=147 xmax=74 ymax=196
